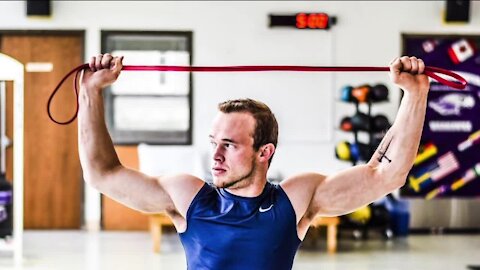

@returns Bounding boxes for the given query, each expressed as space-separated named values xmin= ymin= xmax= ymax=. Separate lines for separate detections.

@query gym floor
xmin=0 ymin=231 xmax=478 ymax=270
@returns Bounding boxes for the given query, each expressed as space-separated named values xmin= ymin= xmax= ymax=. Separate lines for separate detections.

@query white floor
xmin=0 ymin=230 xmax=479 ymax=270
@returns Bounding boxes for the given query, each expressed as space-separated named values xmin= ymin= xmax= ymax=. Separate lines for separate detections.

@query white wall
xmin=1 ymin=1 xmax=479 ymax=229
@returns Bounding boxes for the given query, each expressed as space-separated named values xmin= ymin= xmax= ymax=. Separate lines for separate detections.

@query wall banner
xmin=401 ymin=35 xmax=480 ymax=199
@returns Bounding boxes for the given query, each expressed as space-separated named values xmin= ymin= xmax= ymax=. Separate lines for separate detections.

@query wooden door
xmin=0 ymin=32 xmax=83 ymax=229
xmin=102 ymin=145 xmax=149 ymax=230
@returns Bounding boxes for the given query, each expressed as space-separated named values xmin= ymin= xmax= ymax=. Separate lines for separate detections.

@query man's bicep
xmin=93 ymin=166 xmax=202 ymax=215
xmin=311 ymin=164 xmax=394 ymax=217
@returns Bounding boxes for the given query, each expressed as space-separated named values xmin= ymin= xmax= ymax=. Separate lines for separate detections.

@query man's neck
xmin=226 ymin=178 xmax=267 ymax=198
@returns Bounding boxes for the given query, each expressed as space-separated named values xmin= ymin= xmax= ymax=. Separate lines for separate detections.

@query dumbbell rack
xmin=351 ymin=100 xmax=373 ymax=166
xmin=336 ymin=84 xmax=390 ymax=166
xmin=336 ymin=83 xmax=395 ymax=240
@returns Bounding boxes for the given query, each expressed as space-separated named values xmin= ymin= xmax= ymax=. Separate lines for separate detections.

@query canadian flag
xmin=448 ymin=39 xmax=475 ymax=64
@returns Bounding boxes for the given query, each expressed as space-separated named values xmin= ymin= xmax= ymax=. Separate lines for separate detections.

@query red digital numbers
xmin=296 ymin=13 xmax=329 ymax=29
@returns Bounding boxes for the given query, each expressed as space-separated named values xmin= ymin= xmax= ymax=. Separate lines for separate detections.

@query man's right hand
xmin=81 ymin=53 xmax=123 ymax=90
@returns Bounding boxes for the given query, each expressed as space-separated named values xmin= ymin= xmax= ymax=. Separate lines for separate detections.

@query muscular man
xmin=79 ymin=54 xmax=429 ymax=270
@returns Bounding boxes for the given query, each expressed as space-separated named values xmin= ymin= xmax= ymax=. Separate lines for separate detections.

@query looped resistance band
xmin=47 ymin=64 xmax=467 ymax=125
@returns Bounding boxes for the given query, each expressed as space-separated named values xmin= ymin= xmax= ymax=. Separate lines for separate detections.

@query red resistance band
xmin=47 ymin=64 xmax=467 ymax=125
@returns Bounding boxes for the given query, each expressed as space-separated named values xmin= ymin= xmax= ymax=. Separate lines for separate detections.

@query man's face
xmin=209 ymin=112 xmax=258 ymax=189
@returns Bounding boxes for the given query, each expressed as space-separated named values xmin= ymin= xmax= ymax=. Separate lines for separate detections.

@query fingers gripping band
xmin=47 ymin=64 xmax=468 ymax=125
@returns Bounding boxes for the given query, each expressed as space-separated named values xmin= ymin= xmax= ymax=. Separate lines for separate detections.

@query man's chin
xmin=212 ymin=176 xmax=237 ymax=189
xmin=212 ymin=177 xmax=226 ymax=188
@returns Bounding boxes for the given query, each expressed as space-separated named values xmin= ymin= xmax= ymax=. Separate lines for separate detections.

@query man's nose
xmin=212 ymin=146 xmax=225 ymax=163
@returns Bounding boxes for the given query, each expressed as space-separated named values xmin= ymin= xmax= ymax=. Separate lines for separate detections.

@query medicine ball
xmin=351 ymin=112 xmax=371 ymax=131
xmin=373 ymin=114 xmax=390 ymax=132
xmin=347 ymin=205 xmax=372 ymax=225
xmin=335 ymin=141 xmax=351 ymax=161
xmin=340 ymin=116 xmax=353 ymax=131
xmin=371 ymin=84 xmax=389 ymax=102
xmin=352 ymin=85 xmax=371 ymax=103
xmin=341 ymin=86 xmax=354 ymax=102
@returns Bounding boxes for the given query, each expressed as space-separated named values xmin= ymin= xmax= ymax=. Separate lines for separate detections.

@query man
xmin=79 ymin=54 xmax=429 ymax=270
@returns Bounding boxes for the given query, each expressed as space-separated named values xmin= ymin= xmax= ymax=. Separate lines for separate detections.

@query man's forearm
xmin=368 ymin=91 xmax=428 ymax=184
xmin=78 ymin=86 xmax=121 ymax=182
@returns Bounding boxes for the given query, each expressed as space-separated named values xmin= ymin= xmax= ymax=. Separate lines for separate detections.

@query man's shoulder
xmin=279 ymin=173 xmax=326 ymax=193
xmin=279 ymin=173 xmax=327 ymax=223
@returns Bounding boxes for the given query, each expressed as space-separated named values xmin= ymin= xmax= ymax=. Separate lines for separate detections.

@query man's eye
xmin=225 ymin=143 xmax=235 ymax=149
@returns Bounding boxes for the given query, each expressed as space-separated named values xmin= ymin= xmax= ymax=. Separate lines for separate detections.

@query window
xmin=101 ymin=31 xmax=193 ymax=144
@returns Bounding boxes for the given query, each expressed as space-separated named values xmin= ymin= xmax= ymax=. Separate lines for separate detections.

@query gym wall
xmin=0 ymin=1 xmax=479 ymax=229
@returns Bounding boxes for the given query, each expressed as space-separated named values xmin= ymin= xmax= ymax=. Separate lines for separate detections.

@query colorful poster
xmin=401 ymin=35 xmax=480 ymax=199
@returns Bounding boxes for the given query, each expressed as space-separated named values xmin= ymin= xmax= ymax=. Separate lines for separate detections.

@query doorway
xmin=0 ymin=31 xmax=84 ymax=229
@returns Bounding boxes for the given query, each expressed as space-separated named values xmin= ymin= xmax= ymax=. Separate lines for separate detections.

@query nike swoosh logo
xmin=259 ymin=204 xmax=274 ymax=213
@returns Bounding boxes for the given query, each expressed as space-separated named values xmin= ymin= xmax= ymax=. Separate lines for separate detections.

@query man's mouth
xmin=212 ymin=167 xmax=227 ymax=176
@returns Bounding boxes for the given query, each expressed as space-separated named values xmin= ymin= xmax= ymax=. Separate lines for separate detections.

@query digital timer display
xmin=269 ymin=13 xmax=336 ymax=30
xmin=295 ymin=13 xmax=329 ymax=29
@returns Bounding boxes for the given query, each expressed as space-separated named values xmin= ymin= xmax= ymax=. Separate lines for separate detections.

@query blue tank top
xmin=179 ymin=182 xmax=301 ymax=270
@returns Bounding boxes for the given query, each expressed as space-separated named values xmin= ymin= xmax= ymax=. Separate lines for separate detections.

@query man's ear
xmin=258 ymin=143 xmax=275 ymax=162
